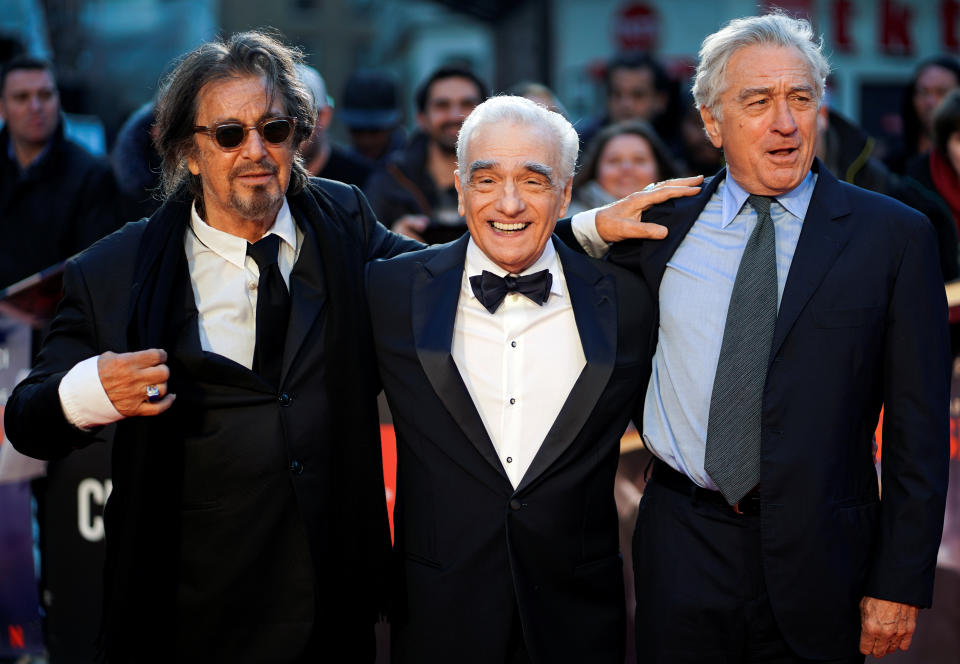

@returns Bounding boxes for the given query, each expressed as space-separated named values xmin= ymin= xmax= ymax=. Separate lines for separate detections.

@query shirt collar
xmin=189 ymin=197 xmax=297 ymax=268
xmin=465 ymin=236 xmax=564 ymax=299
xmin=721 ymin=168 xmax=816 ymax=228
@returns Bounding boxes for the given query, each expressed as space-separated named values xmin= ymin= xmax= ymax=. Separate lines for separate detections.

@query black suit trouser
xmin=632 ymin=464 xmax=865 ymax=664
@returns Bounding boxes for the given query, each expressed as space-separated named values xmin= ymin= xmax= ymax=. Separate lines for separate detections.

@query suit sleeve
xmin=866 ymin=216 xmax=951 ymax=607
xmin=353 ymin=184 xmax=425 ymax=262
xmin=4 ymin=258 xmax=107 ymax=460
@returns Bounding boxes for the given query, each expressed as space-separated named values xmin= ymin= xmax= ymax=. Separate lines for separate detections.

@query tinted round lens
xmin=214 ymin=124 xmax=245 ymax=148
xmin=262 ymin=119 xmax=292 ymax=144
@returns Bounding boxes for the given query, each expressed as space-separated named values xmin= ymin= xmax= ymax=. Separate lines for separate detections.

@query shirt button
xmin=278 ymin=392 xmax=292 ymax=406
xmin=289 ymin=460 xmax=303 ymax=475
xmin=509 ymin=499 xmax=522 ymax=511
xmin=509 ymin=397 xmax=516 ymax=405
xmin=248 ymin=281 xmax=257 ymax=291
xmin=506 ymin=456 xmax=513 ymax=463
xmin=510 ymin=341 xmax=517 ymax=348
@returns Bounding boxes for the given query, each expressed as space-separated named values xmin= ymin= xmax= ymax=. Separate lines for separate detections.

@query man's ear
xmin=317 ymin=105 xmax=333 ymax=130
xmin=700 ymin=104 xmax=723 ymax=149
xmin=416 ymin=111 xmax=428 ymax=131
xmin=454 ymin=169 xmax=464 ymax=216
xmin=186 ymin=147 xmax=201 ymax=176
xmin=558 ymin=177 xmax=573 ymax=218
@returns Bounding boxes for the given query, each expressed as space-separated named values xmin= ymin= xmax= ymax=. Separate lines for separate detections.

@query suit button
xmin=509 ymin=499 xmax=522 ymax=511
xmin=290 ymin=460 xmax=303 ymax=475
xmin=278 ymin=392 xmax=292 ymax=406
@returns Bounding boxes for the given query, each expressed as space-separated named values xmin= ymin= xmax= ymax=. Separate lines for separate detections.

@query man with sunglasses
xmin=4 ymin=31 xmax=421 ymax=663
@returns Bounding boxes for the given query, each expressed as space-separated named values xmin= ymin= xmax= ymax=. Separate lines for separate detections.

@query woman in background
xmin=569 ymin=120 xmax=678 ymax=215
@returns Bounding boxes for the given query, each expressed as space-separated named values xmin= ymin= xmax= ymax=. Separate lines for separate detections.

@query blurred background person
xmin=569 ymin=120 xmax=678 ymax=215
xmin=111 ymin=100 xmax=162 ymax=222
xmin=338 ymin=68 xmax=405 ymax=166
xmin=296 ymin=63 xmax=373 ymax=188
xmin=0 ymin=56 xmax=120 ymax=289
xmin=677 ymin=91 xmax=725 ymax=177
xmin=887 ymin=56 xmax=960 ymax=174
xmin=818 ymin=101 xmax=959 ymax=281
xmin=364 ymin=64 xmax=488 ymax=243
xmin=577 ymin=52 xmax=682 ymax=161
xmin=510 ymin=80 xmax=568 ymax=117
xmin=907 ymin=90 xmax=960 ymax=269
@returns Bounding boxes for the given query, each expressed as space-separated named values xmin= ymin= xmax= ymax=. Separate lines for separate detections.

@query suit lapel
xmin=282 ymin=214 xmax=327 ymax=384
xmin=770 ymin=161 xmax=853 ymax=358
xmin=516 ymin=239 xmax=618 ymax=492
xmin=412 ymin=235 xmax=510 ymax=482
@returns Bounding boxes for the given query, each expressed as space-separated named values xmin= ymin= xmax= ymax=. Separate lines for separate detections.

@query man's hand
xmin=391 ymin=214 xmax=430 ymax=242
xmin=595 ymin=175 xmax=704 ymax=243
xmin=98 ymin=349 xmax=175 ymax=417
xmin=859 ymin=596 xmax=919 ymax=657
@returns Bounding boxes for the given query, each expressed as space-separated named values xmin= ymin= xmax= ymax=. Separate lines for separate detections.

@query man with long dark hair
xmin=5 ymin=31 xmax=420 ymax=662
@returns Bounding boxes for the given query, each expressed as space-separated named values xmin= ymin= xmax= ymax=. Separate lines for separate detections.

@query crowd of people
xmin=0 ymin=10 xmax=955 ymax=664
xmin=7 ymin=37 xmax=960 ymax=293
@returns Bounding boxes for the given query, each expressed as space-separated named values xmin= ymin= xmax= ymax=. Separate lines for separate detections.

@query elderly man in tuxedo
xmin=568 ymin=12 xmax=950 ymax=664
xmin=366 ymin=95 xmax=681 ymax=663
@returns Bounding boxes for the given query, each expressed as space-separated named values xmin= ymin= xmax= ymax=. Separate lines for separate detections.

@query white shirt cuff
xmin=58 ymin=355 xmax=124 ymax=430
xmin=571 ymin=210 xmax=612 ymax=259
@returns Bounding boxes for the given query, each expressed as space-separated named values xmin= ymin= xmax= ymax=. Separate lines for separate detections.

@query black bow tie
xmin=469 ymin=269 xmax=553 ymax=314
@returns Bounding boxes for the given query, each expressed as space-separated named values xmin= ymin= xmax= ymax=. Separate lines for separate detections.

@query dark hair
xmin=153 ymin=30 xmax=315 ymax=202
xmin=573 ymin=120 xmax=678 ymax=191
xmin=0 ymin=56 xmax=55 ymax=96
xmin=902 ymin=56 xmax=960 ymax=156
xmin=604 ymin=52 xmax=669 ymax=94
xmin=414 ymin=65 xmax=489 ymax=114
xmin=933 ymin=88 xmax=960 ymax=158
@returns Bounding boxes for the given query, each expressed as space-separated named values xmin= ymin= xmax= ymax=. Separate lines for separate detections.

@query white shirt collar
xmin=720 ymin=169 xmax=816 ymax=228
xmin=465 ymin=236 xmax=564 ymax=299
xmin=189 ymin=198 xmax=298 ymax=268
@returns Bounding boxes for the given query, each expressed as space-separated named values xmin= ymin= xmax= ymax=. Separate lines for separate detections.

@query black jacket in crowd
xmin=0 ymin=120 xmax=121 ymax=289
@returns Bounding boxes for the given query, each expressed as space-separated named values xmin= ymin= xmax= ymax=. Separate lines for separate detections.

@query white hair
xmin=456 ymin=95 xmax=579 ymax=184
xmin=691 ymin=11 xmax=830 ymax=120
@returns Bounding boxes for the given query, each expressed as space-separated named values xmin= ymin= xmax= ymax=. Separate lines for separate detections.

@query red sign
xmin=614 ymin=3 xmax=659 ymax=52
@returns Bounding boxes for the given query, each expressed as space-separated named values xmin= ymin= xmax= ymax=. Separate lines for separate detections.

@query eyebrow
xmin=524 ymin=161 xmax=554 ymax=184
xmin=736 ymin=84 xmax=816 ymax=102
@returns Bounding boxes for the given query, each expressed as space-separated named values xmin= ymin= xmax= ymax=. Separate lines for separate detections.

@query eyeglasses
xmin=193 ymin=116 xmax=297 ymax=150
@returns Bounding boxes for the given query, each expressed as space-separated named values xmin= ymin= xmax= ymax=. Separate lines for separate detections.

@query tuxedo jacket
xmin=5 ymin=178 xmax=420 ymax=662
xmin=607 ymin=160 xmax=951 ymax=659
xmin=366 ymin=236 xmax=654 ymax=663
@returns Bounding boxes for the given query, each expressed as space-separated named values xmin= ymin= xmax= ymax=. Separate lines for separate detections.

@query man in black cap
xmin=339 ymin=69 xmax=406 ymax=165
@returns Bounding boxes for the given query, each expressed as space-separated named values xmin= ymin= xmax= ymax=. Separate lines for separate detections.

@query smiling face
xmin=186 ymin=75 xmax=294 ymax=237
xmin=455 ymin=121 xmax=571 ymax=274
xmin=700 ymin=44 xmax=819 ymax=196
xmin=596 ymin=133 xmax=660 ymax=199
xmin=418 ymin=76 xmax=483 ymax=153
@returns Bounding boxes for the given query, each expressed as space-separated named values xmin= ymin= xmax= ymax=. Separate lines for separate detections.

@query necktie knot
xmin=747 ymin=194 xmax=773 ymax=219
xmin=247 ymin=234 xmax=281 ymax=270
xmin=469 ymin=269 xmax=552 ymax=314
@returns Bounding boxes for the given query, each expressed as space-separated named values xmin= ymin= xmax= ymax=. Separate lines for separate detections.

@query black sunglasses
xmin=193 ymin=116 xmax=297 ymax=150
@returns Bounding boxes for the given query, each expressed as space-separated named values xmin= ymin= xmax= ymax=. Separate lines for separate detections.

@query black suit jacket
xmin=607 ymin=160 xmax=951 ymax=659
xmin=5 ymin=178 xmax=421 ymax=662
xmin=366 ymin=236 xmax=654 ymax=663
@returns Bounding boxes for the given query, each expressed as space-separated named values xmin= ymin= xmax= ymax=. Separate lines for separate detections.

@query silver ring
xmin=146 ymin=385 xmax=161 ymax=403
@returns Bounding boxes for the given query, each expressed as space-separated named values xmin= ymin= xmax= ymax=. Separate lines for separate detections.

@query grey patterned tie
xmin=704 ymin=194 xmax=778 ymax=505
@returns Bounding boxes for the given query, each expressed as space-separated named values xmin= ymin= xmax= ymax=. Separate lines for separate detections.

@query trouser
xmin=633 ymin=462 xmax=865 ymax=664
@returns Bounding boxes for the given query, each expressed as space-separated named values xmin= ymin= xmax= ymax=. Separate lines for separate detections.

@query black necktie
xmin=704 ymin=194 xmax=778 ymax=505
xmin=247 ymin=234 xmax=290 ymax=387
xmin=469 ymin=269 xmax=553 ymax=314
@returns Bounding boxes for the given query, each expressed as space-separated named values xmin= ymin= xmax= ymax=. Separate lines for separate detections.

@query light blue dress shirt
xmin=642 ymin=170 xmax=817 ymax=489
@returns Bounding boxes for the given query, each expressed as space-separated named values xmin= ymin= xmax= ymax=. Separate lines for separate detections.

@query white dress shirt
xmin=452 ymin=238 xmax=585 ymax=488
xmin=58 ymin=199 xmax=301 ymax=429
